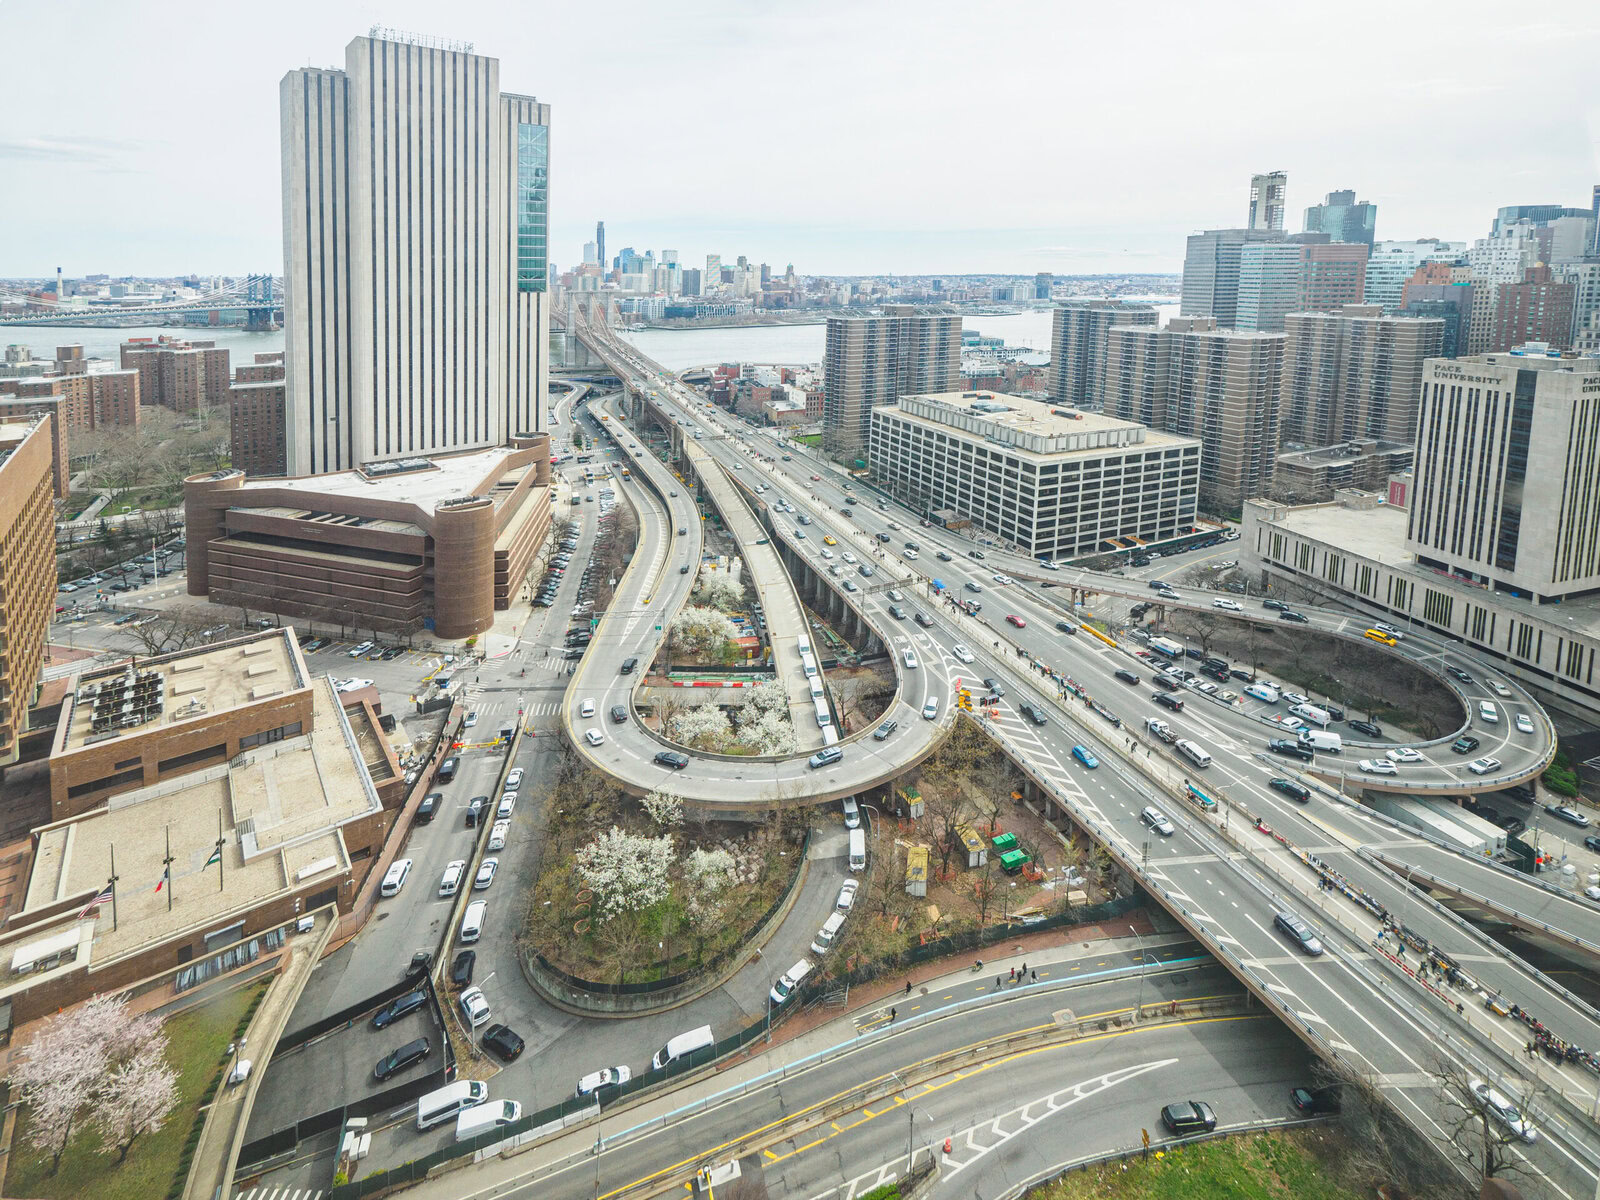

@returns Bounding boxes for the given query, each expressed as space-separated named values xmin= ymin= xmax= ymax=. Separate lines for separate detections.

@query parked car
xmin=371 ymin=989 xmax=427 ymax=1030
xmin=481 ymin=1024 xmax=525 ymax=1063
xmin=1348 ymin=720 xmax=1384 ymax=738
xmin=1544 ymin=803 xmax=1591 ymax=827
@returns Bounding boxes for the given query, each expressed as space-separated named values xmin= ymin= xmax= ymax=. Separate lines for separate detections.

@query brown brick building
xmin=185 ymin=436 xmax=552 ymax=638
xmin=0 ymin=630 xmax=402 ymax=1024
xmin=0 ymin=397 xmax=70 ymax=498
xmin=0 ymin=414 xmax=60 ymax=767
xmin=229 ymin=380 xmax=287 ymax=476
xmin=119 ymin=336 xmax=231 ymax=413
xmin=0 ymin=364 xmax=142 ymax=436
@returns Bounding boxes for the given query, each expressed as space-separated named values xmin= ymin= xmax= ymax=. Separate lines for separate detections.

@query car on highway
xmin=981 ymin=677 xmax=1004 ymax=697
xmin=1359 ymin=758 xmax=1398 ymax=775
xmin=505 ymin=767 xmax=524 ymax=790
xmin=438 ymin=860 xmax=467 ymax=897
xmin=1071 ymin=745 xmax=1100 ymax=769
xmin=888 ymin=604 xmax=906 ymax=620
xmin=1212 ymin=598 xmax=1243 ymax=611
xmin=1262 ymin=599 xmax=1288 ymax=612
xmin=1386 ymin=747 xmax=1424 ymax=764
xmin=952 ymin=644 xmax=975 ymax=663
xmin=474 ymin=858 xmax=499 ymax=891
xmin=809 ymin=747 xmax=844 ymax=769
xmin=1269 ymin=739 xmax=1314 ymax=761
xmin=1447 ymin=667 xmax=1475 ymax=684
xmin=482 ymin=1024 xmax=525 ymax=1063
xmin=842 ymin=552 xmax=858 ymax=563
xmin=937 ymin=551 xmax=953 ymax=562
xmin=873 ymin=719 xmax=899 ymax=741
xmin=654 ymin=750 xmax=688 ymax=769
xmin=1019 ymin=702 xmax=1048 ymax=726
xmin=823 ymin=536 xmax=837 ymax=546
xmin=965 ymin=581 xmax=982 ymax=593
xmin=922 ymin=696 xmax=941 ymax=720
xmin=488 ymin=821 xmax=510 ymax=852
xmin=1140 ymin=806 xmax=1175 ymax=836
xmin=585 ymin=728 xmax=605 ymax=746
xmin=1451 ymin=734 xmax=1481 ymax=754
xmin=1278 ymin=611 xmax=1310 ymax=623
xmin=1291 ymin=1086 xmax=1341 ymax=1114
xmin=888 ymin=589 xmax=905 ymax=602
xmin=575 ymin=1066 xmax=632 ymax=1097
xmin=992 ymin=573 xmax=1014 ymax=585
xmin=1469 ymin=1078 xmax=1537 ymax=1143
xmin=1006 ymin=614 xmax=1026 ymax=628
xmin=1584 ymin=835 xmax=1600 ymax=853
xmin=610 ymin=704 xmax=628 ymax=724
xmin=1270 ymin=778 xmax=1311 ymax=802
xmin=902 ymin=648 xmax=919 ymax=669
xmin=580 ymin=698 xmax=596 ymax=717
xmin=1348 ymin=720 xmax=1384 ymax=738
xmin=1544 ymin=803 xmax=1591 ymax=827
xmin=1274 ymin=910 xmax=1325 ymax=955
xmin=1160 ymin=1100 xmax=1216 ymax=1135
xmin=1515 ymin=712 xmax=1535 ymax=734
xmin=380 ymin=858 xmax=412 ymax=897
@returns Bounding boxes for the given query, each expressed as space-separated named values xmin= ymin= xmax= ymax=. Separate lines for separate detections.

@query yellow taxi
xmin=1362 ymin=628 xmax=1397 ymax=646
xmin=823 ymin=535 xmax=838 ymax=546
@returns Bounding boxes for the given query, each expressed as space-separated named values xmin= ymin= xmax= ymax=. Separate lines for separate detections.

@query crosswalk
xmin=235 ymin=1186 xmax=324 ymax=1200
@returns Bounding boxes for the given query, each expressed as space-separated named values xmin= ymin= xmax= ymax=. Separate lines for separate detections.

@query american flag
xmin=78 ymin=882 xmax=114 ymax=919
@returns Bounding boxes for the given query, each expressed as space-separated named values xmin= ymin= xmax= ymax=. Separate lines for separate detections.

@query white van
xmin=811 ymin=911 xmax=847 ymax=954
xmin=454 ymin=1099 xmax=521 ymax=1142
xmin=848 ymin=827 xmax=866 ymax=872
xmin=438 ymin=860 xmax=467 ymax=897
xmin=814 ymin=697 xmax=832 ymax=728
xmin=1245 ymin=682 xmax=1281 ymax=703
xmin=1288 ymin=703 xmax=1331 ymax=727
xmin=652 ymin=1024 xmax=715 ymax=1071
xmin=380 ymin=859 xmax=412 ymax=897
xmin=768 ymin=958 xmax=813 ymax=1005
xmin=460 ymin=900 xmax=486 ymax=944
xmin=1175 ymin=739 xmax=1212 ymax=768
xmin=1479 ymin=701 xmax=1499 ymax=724
xmin=1298 ymin=729 xmax=1343 ymax=753
xmin=808 ymin=676 xmax=824 ymax=701
xmin=416 ymin=1080 xmax=488 ymax=1131
xmin=801 ymin=652 xmax=818 ymax=679
xmin=797 ymin=635 xmax=812 ymax=657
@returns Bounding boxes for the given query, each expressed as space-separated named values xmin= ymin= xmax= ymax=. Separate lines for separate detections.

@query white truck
xmin=1145 ymin=717 xmax=1178 ymax=744
xmin=1149 ymin=637 xmax=1184 ymax=659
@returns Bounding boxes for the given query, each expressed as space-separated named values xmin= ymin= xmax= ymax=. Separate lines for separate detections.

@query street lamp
xmin=1129 ymin=924 xmax=1145 ymax=1020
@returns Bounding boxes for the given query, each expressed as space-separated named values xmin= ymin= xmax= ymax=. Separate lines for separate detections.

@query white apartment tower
xmin=280 ymin=31 xmax=550 ymax=475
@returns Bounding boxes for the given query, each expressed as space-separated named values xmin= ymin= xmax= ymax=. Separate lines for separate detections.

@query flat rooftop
xmin=60 ymin=631 xmax=304 ymax=753
xmin=20 ymin=678 xmax=378 ymax=968
xmin=233 ymin=446 xmax=519 ymax=510
xmin=1268 ymin=502 xmax=1600 ymax=633
xmin=1277 ymin=440 xmax=1411 ymax=468
xmin=880 ymin=390 xmax=1199 ymax=460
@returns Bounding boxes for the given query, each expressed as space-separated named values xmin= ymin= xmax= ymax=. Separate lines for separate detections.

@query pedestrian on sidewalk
xmin=905 ymin=980 xmax=913 ymax=995
xmin=1031 ymin=969 xmax=1038 ymax=983
xmin=1009 ymin=966 xmax=1016 ymax=982
xmin=995 ymin=976 xmax=1002 ymax=990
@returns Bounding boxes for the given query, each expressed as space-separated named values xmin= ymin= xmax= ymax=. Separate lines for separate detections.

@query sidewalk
xmin=405 ymin=922 xmax=1194 ymax=1199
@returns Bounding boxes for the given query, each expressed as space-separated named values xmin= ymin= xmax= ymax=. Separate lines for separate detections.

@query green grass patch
xmin=6 ymin=981 xmax=267 ymax=1200
xmin=1543 ymin=745 xmax=1581 ymax=798
xmin=1031 ymin=1128 xmax=1366 ymax=1200
xmin=793 ymin=433 xmax=822 ymax=448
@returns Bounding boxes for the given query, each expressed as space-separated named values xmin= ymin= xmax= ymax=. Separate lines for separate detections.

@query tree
xmin=682 ymin=847 xmax=737 ymax=963
xmin=1170 ymin=609 xmax=1225 ymax=658
xmin=1433 ymin=1054 xmax=1546 ymax=1189
xmin=695 ymin=572 xmax=743 ymax=611
xmin=972 ymin=857 xmax=1001 ymax=928
xmin=923 ymin=784 xmax=970 ymax=878
xmin=670 ymin=704 xmax=733 ymax=751
xmin=123 ymin=607 xmax=216 ymax=656
xmin=574 ymin=826 xmax=675 ymax=919
xmin=670 ymin=606 xmax=739 ymax=657
xmin=739 ymin=708 xmax=796 ymax=756
xmin=593 ymin=909 xmax=648 ymax=986
xmin=641 ymin=787 xmax=684 ymax=827
xmin=93 ymin=1044 xmax=178 ymax=1163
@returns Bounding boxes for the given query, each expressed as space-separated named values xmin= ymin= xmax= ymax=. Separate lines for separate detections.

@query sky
xmin=2 ymin=0 xmax=1599 ymax=279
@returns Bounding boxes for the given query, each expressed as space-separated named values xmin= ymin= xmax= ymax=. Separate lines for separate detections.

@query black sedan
xmin=482 ymin=1023 xmax=525 ymax=1062
xmin=451 ymin=950 xmax=476 ymax=988
xmin=1348 ymin=719 xmax=1383 ymax=738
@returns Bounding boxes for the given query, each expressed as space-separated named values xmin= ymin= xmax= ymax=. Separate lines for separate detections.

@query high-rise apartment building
xmin=1477 ymin=265 xmax=1576 ymax=354
xmin=1047 ymin=300 xmax=1158 ymax=409
xmin=119 ymin=337 xmax=229 ymax=413
xmin=704 ymin=255 xmax=722 ymax=292
xmin=230 ymin=380 xmax=288 ymax=476
xmin=0 ymin=413 xmax=59 ymax=766
xmin=1408 ymin=348 xmax=1600 ymax=603
xmin=596 ymin=221 xmax=606 ymax=276
xmin=1248 ymin=171 xmax=1287 ymax=232
xmin=1102 ymin=317 xmax=1284 ymax=512
xmin=280 ymin=32 xmax=550 ymax=475
xmin=1303 ymin=189 xmax=1377 ymax=247
xmin=822 ymin=312 xmax=961 ymax=463
xmin=1179 ymin=228 xmax=1283 ymax=324
xmin=1564 ymin=261 xmax=1600 ymax=354
xmin=1279 ymin=306 xmax=1443 ymax=446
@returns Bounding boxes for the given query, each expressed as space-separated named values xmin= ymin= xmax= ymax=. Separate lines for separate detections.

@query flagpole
xmin=216 ymin=809 xmax=225 ymax=893
xmin=109 ymin=844 xmax=119 ymax=932
xmin=163 ymin=825 xmax=174 ymax=913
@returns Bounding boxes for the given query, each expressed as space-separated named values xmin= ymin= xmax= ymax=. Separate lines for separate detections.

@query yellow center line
xmin=595 ymin=1012 xmax=1262 ymax=1199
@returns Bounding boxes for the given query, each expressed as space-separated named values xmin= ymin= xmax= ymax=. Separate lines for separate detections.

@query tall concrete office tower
xmin=596 ymin=221 xmax=606 ymax=274
xmin=281 ymin=30 xmax=550 ymax=475
xmin=1048 ymin=300 xmax=1158 ymax=408
xmin=1248 ymin=172 xmax=1287 ymax=232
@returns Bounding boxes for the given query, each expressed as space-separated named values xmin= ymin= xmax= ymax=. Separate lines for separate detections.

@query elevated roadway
xmin=571 ymin=321 xmax=1600 ymax=1196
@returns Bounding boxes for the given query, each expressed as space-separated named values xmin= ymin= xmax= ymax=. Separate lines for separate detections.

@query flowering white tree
xmin=696 ymin=573 xmax=744 ymax=611
xmin=670 ymin=705 xmax=732 ymax=750
xmin=575 ymin=826 xmax=675 ymax=919
xmin=744 ymin=678 xmax=789 ymax=715
xmin=93 ymin=1043 xmax=179 ymax=1163
xmin=641 ymin=787 xmax=684 ymax=827
xmin=682 ymin=847 xmax=739 ymax=960
xmin=740 ymin=708 xmax=797 ymax=756
xmin=12 ymin=993 xmax=172 ymax=1175
xmin=670 ymin=606 xmax=740 ymax=656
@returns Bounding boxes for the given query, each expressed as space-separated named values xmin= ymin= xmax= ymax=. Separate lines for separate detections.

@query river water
xmin=2 ymin=324 xmax=287 ymax=365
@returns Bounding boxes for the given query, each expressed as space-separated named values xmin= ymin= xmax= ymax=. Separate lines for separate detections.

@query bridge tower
xmin=244 ymin=274 xmax=279 ymax=332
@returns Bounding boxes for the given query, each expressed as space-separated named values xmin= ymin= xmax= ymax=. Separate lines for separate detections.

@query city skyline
xmin=1 ymin=0 xmax=1597 ymax=277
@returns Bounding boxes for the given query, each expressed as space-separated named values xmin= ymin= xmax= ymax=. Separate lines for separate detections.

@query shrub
xmin=1543 ymin=746 xmax=1581 ymax=798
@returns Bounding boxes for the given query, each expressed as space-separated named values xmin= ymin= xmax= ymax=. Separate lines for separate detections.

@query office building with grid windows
xmin=868 ymin=391 xmax=1199 ymax=560
xmin=822 ymin=310 xmax=960 ymax=464
xmin=280 ymin=31 xmax=550 ymax=476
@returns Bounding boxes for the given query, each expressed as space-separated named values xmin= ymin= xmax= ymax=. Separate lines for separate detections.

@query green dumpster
xmin=991 ymin=832 xmax=1018 ymax=852
xmin=999 ymin=849 xmax=1031 ymax=874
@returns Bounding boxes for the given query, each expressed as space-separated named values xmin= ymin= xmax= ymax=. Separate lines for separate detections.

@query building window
xmin=515 ymin=123 xmax=549 ymax=293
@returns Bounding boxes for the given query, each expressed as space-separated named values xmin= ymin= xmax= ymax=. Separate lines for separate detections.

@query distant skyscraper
xmin=705 ymin=254 xmax=722 ymax=291
xmin=1034 ymin=272 xmax=1054 ymax=300
xmin=1236 ymin=240 xmax=1367 ymax=332
xmin=1179 ymin=228 xmax=1283 ymax=324
xmin=596 ymin=221 xmax=606 ymax=277
xmin=1363 ymin=240 xmax=1463 ymax=312
xmin=1248 ymin=172 xmax=1288 ymax=232
xmin=582 ymin=241 xmax=599 ymax=266
xmin=1303 ymin=189 xmax=1377 ymax=247
xmin=280 ymin=31 xmax=549 ymax=474
xmin=823 ymin=312 xmax=961 ymax=464
xmin=1048 ymin=300 xmax=1158 ymax=408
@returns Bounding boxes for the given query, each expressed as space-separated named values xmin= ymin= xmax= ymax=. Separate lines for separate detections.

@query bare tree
xmin=122 ymin=607 xmax=215 ymax=656
xmin=1432 ymin=1054 xmax=1547 ymax=1191
xmin=972 ymin=857 xmax=1001 ymax=928
xmin=1169 ymin=609 xmax=1225 ymax=658
xmin=593 ymin=910 xmax=648 ymax=987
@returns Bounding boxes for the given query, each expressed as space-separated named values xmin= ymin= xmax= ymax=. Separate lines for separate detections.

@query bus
xmin=620 ymin=467 xmax=631 ymax=479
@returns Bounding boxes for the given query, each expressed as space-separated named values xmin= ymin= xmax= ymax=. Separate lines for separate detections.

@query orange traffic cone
xmin=943 ymin=1137 xmax=952 ymax=1155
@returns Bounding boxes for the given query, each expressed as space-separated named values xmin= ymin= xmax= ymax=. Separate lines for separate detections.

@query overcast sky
xmin=2 ymin=0 xmax=1598 ymax=279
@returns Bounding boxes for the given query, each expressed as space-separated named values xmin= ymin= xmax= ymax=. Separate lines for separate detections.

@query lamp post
xmin=1130 ymin=924 xmax=1145 ymax=1020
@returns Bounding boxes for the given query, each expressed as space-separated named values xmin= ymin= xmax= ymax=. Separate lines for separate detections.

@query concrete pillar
xmin=431 ymin=497 xmax=497 ymax=638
